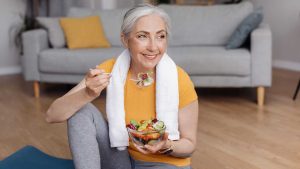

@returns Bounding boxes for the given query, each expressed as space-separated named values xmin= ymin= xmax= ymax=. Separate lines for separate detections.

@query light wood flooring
xmin=0 ymin=68 xmax=300 ymax=169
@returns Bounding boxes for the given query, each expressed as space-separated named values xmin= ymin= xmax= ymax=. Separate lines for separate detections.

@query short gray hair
xmin=121 ymin=3 xmax=171 ymax=37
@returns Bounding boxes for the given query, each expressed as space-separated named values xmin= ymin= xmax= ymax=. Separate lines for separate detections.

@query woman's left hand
xmin=133 ymin=132 xmax=170 ymax=154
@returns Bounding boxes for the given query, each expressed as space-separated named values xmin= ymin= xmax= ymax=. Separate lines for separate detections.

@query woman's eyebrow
xmin=136 ymin=31 xmax=149 ymax=34
xmin=157 ymin=30 xmax=166 ymax=34
xmin=136 ymin=30 xmax=166 ymax=34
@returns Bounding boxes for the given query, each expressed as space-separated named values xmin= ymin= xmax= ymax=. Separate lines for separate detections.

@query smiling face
xmin=121 ymin=14 xmax=168 ymax=73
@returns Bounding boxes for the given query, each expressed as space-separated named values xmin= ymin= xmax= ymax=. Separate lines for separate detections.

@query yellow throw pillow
xmin=60 ymin=16 xmax=111 ymax=49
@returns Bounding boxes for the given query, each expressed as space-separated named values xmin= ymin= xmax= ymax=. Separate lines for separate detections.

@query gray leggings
xmin=67 ymin=103 xmax=191 ymax=169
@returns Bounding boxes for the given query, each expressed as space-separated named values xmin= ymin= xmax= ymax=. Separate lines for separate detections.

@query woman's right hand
xmin=85 ymin=68 xmax=111 ymax=99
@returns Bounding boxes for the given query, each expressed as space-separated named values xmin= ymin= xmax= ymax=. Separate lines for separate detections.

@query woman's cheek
xmin=132 ymin=41 xmax=147 ymax=50
xmin=158 ymin=43 xmax=167 ymax=52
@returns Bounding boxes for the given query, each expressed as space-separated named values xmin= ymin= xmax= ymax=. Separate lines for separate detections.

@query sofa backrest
xmin=68 ymin=7 xmax=128 ymax=47
xmin=160 ymin=1 xmax=253 ymax=46
xmin=68 ymin=1 xmax=253 ymax=47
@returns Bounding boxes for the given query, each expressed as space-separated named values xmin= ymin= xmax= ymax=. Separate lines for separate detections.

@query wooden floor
xmin=1 ymin=68 xmax=300 ymax=169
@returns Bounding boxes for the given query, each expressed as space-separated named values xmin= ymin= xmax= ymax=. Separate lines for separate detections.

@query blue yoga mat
xmin=0 ymin=146 xmax=74 ymax=169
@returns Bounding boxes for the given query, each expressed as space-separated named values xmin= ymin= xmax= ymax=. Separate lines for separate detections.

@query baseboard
xmin=273 ymin=60 xmax=300 ymax=72
xmin=0 ymin=66 xmax=22 ymax=76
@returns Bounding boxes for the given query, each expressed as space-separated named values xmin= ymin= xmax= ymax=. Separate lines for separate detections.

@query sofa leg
xmin=34 ymin=81 xmax=40 ymax=98
xmin=257 ymin=86 xmax=265 ymax=106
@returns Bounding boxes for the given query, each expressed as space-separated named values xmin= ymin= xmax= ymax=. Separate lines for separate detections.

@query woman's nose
xmin=147 ymin=38 xmax=158 ymax=51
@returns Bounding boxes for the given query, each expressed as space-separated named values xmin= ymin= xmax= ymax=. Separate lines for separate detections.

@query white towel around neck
xmin=106 ymin=49 xmax=179 ymax=150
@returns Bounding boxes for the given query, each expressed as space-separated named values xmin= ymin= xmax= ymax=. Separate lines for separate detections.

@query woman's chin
xmin=143 ymin=59 xmax=161 ymax=68
xmin=142 ymin=62 xmax=158 ymax=70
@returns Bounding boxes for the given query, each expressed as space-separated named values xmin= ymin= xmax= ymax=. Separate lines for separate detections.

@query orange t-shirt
xmin=98 ymin=58 xmax=198 ymax=167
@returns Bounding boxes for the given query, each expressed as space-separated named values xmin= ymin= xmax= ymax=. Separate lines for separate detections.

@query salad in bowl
xmin=126 ymin=118 xmax=166 ymax=146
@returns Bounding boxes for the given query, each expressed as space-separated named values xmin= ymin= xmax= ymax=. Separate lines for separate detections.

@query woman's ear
xmin=121 ymin=33 xmax=129 ymax=48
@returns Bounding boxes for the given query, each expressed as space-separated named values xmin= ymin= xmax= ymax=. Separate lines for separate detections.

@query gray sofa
xmin=21 ymin=1 xmax=272 ymax=105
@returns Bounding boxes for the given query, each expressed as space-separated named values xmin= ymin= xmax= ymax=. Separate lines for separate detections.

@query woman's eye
xmin=158 ymin=35 xmax=166 ymax=39
xmin=137 ymin=35 xmax=147 ymax=39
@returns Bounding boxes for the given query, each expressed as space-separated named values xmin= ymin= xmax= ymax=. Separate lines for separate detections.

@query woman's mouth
xmin=143 ymin=54 xmax=158 ymax=60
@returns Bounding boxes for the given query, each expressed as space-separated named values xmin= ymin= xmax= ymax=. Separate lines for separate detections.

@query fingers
xmin=144 ymin=132 xmax=169 ymax=154
xmin=87 ymin=68 xmax=104 ymax=78
xmin=131 ymin=134 xmax=170 ymax=155
xmin=87 ymin=80 xmax=109 ymax=91
xmin=89 ymin=74 xmax=111 ymax=85
xmin=97 ymin=73 xmax=112 ymax=81
xmin=144 ymin=142 xmax=164 ymax=154
xmin=86 ymin=74 xmax=110 ymax=88
xmin=85 ymin=67 xmax=112 ymax=98
xmin=86 ymin=67 xmax=111 ymax=81
xmin=133 ymin=143 xmax=150 ymax=155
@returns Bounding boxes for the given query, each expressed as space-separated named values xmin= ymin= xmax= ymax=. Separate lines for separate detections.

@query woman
xmin=46 ymin=4 xmax=198 ymax=169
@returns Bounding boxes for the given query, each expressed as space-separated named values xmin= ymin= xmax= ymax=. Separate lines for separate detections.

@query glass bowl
xmin=127 ymin=126 xmax=166 ymax=146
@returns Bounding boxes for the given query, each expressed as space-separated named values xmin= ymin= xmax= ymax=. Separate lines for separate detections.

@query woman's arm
xmin=45 ymin=68 xmax=111 ymax=123
xmin=136 ymin=100 xmax=199 ymax=157
xmin=169 ymin=100 xmax=198 ymax=157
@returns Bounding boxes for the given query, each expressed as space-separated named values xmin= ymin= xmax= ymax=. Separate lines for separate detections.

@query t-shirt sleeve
xmin=97 ymin=58 xmax=116 ymax=73
xmin=177 ymin=66 xmax=198 ymax=109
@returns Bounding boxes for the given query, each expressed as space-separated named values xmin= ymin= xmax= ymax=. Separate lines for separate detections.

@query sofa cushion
xmin=36 ymin=17 xmax=65 ymax=48
xmin=159 ymin=1 xmax=253 ymax=46
xmin=39 ymin=47 xmax=124 ymax=74
xmin=68 ymin=7 xmax=128 ymax=47
xmin=39 ymin=46 xmax=250 ymax=76
xmin=167 ymin=46 xmax=251 ymax=76
xmin=226 ymin=7 xmax=263 ymax=49
xmin=60 ymin=16 xmax=111 ymax=49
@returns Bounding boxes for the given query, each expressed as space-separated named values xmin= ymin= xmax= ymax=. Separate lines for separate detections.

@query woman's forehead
xmin=132 ymin=14 xmax=166 ymax=33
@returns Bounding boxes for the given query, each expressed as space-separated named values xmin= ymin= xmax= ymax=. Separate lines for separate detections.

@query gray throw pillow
xmin=226 ymin=7 xmax=263 ymax=49
xmin=36 ymin=17 xmax=65 ymax=48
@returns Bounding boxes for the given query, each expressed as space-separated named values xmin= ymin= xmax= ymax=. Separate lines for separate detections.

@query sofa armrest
xmin=21 ymin=29 xmax=49 ymax=81
xmin=250 ymin=23 xmax=272 ymax=87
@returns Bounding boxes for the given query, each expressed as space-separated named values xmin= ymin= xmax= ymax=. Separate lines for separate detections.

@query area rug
xmin=0 ymin=145 xmax=74 ymax=169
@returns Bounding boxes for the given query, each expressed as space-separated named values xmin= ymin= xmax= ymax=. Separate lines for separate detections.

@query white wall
xmin=89 ymin=0 xmax=134 ymax=9
xmin=101 ymin=0 xmax=135 ymax=9
xmin=0 ymin=0 xmax=136 ymax=76
xmin=0 ymin=0 xmax=26 ymax=75
xmin=250 ymin=0 xmax=300 ymax=71
xmin=116 ymin=0 xmax=135 ymax=8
